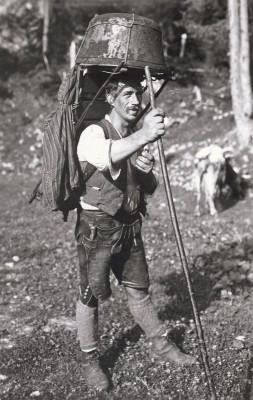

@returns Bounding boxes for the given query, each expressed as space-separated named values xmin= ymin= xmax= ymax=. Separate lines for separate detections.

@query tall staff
xmin=145 ymin=66 xmax=217 ymax=400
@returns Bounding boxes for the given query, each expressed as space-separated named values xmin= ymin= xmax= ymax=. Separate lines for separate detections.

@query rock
xmin=4 ymin=262 xmax=14 ymax=268
xmin=243 ymin=236 xmax=253 ymax=250
xmin=233 ymin=271 xmax=244 ymax=283
xmin=232 ymin=336 xmax=245 ymax=349
xmin=241 ymin=262 xmax=251 ymax=272
xmin=233 ymin=247 xmax=245 ymax=257
xmin=223 ymin=260 xmax=234 ymax=271
xmin=30 ymin=391 xmax=41 ymax=397
xmin=42 ymin=317 xmax=76 ymax=332
xmin=28 ymin=156 xmax=41 ymax=169
xmin=247 ymin=272 xmax=253 ymax=284
xmin=2 ymin=162 xmax=14 ymax=171
xmin=195 ymin=257 xmax=205 ymax=268
xmin=242 ymin=155 xmax=249 ymax=163
xmin=220 ymin=289 xmax=232 ymax=299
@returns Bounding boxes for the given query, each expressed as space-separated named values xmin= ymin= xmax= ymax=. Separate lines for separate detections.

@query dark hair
xmin=105 ymin=72 xmax=146 ymax=100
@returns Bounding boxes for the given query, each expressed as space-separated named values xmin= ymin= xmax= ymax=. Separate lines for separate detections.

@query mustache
xmin=127 ymin=106 xmax=140 ymax=111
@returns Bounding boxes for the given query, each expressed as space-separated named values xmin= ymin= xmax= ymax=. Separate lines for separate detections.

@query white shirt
xmin=77 ymin=114 xmax=121 ymax=181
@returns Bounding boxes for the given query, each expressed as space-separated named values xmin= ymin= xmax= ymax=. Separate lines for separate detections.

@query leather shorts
xmin=75 ymin=208 xmax=150 ymax=301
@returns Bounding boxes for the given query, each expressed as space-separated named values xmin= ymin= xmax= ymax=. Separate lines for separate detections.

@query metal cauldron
xmin=75 ymin=13 xmax=168 ymax=76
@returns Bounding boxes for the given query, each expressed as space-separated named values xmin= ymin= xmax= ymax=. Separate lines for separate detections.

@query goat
xmin=193 ymin=144 xmax=249 ymax=216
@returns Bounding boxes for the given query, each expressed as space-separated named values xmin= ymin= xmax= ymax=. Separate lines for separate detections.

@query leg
xmin=76 ymin=243 xmax=99 ymax=352
xmin=114 ymin=216 xmax=195 ymax=366
xmin=125 ymin=286 xmax=196 ymax=365
xmin=75 ymin=208 xmax=119 ymax=349
xmin=76 ymin=249 xmax=110 ymax=390
xmin=125 ymin=286 xmax=164 ymax=338
xmin=75 ymin=213 xmax=110 ymax=391
xmin=203 ymin=167 xmax=218 ymax=216
xmin=193 ymin=159 xmax=210 ymax=217
xmin=193 ymin=163 xmax=202 ymax=217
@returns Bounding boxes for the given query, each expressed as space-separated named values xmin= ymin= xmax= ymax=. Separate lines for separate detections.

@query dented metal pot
xmin=75 ymin=13 xmax=168 ymax=76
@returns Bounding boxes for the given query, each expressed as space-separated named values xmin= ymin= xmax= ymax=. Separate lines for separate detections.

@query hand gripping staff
xmin=144 ymin=66 xmax=217 ymax=400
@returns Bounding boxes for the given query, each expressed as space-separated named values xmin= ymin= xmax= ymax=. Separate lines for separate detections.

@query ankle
xmin=81 ymin=349 xmax=99 ymax=361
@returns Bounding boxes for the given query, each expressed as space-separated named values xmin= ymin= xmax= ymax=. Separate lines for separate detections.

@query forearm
xmin=111 ymin=128 xmax=147 ymax=165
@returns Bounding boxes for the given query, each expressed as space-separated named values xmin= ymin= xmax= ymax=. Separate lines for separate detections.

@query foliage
xmin=137 ymin=0 xmax=183 ymax=23
xmin=0 ymin=0 xmax=233 ymax=81
xmin=183 ymin=0 xmax=227 ymax=25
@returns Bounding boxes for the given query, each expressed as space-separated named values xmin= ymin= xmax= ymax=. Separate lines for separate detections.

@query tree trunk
xmin=228 ymin=0 xmax=253 ymax=147
xmin=42 ymin=0 xmax=50 ymax=71
xmin=69 ymin=40 xmax=76 ymax=68
xmin=228 ymin=0 xmax=243 ymax=116
xmin=240 ymin=0 xmax=253 ymax=117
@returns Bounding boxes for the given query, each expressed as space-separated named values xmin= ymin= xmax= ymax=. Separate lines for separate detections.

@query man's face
xmin=111 ymin=83 xmax=142 ymax=122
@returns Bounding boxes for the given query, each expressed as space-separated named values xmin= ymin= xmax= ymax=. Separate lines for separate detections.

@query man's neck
xmin=108 ymin=110 xmax=130 ymax=137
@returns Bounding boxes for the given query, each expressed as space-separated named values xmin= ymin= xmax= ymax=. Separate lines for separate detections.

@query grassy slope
xmin=1 ymin=75 xmax=253 ymax=399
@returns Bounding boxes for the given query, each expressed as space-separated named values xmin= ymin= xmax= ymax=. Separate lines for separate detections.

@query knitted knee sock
xmin=76 ymin=299 xmax=98 ymax=351
xmin=128 ymin=294 xmax=165 ymax=338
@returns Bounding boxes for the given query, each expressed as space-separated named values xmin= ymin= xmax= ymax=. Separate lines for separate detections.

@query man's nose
xmin=131 ymin=93 xmax=140 ymax=104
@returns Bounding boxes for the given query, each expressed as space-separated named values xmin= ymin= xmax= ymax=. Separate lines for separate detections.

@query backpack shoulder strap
xmin=80 ymin=161 xmax=96 ymax=183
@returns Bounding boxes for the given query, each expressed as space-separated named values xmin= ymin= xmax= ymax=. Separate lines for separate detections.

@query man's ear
xmin=106 ymin=93 xmax=115 ymax=106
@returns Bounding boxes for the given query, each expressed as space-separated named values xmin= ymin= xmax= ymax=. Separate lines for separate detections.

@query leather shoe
xmin=81 ymin=350 xmax=110 ymax=390
xmin=150 ymin=336 xmax=196 ymax=365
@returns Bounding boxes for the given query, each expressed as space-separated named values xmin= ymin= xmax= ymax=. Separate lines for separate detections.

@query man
xmin=75 ymin=73 xmax=195 ymax=391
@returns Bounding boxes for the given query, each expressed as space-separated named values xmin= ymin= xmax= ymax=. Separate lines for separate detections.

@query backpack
xmin=29 ymin=67 xmax=101 ymax=221
xmin=29 ymin=64 xmax=146 ymax=221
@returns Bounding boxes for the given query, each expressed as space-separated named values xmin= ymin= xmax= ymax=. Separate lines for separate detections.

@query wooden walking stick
xmin=145 ymin=66 xmax=217 ymax=400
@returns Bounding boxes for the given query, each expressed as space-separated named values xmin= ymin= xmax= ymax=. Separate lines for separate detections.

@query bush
xmin=183 ymin=0 xmax=227 ymax=25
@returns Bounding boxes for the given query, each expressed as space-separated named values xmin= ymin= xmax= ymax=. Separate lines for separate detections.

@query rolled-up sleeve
xmin=77 ymin=124 xmax=121 ymax=180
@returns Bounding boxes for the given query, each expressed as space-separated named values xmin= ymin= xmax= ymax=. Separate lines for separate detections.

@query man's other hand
xmin=135 ymin=148 xmax=155 ymax=173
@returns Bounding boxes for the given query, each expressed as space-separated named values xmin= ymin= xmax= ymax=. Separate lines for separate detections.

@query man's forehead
xmin=116 ymin=77 xmax=145 ymax=93
xmin=105 ymin=74 xmax=146 ymax=101
xmin=118 ymin=82 xmax=143 ymax=92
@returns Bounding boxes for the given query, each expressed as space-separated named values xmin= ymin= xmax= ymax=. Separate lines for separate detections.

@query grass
xmin=1 ymin=73 xmax=253 ymax=399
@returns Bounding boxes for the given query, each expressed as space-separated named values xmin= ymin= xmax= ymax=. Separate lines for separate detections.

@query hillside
xmin=1 ymin=78 xmax=253 ymax=399
xmin=1 ymin=1 xmax=253 ymax=400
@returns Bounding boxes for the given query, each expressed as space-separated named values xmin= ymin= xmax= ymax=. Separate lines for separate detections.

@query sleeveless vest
xmin=80 ymin=119 xmax=146 ymax=216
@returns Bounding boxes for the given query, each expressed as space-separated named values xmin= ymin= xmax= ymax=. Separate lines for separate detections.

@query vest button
xmin=119 ymin=194 xmax=124 ymax=197
xmin=117 ymin=203 xmax=121 ymax=207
